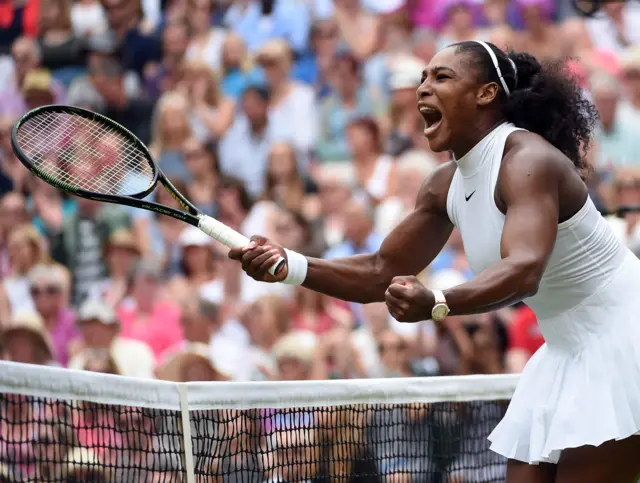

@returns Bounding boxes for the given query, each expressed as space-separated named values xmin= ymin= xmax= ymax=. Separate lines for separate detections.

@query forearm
xmin=444 ymin=258 xmax=540 ymax=315
xmin=303 ymin=254 xmax=390 ymax=304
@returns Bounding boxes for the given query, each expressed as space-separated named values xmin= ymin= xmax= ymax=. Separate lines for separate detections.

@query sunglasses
xmin=30 ymin=286 xmax=60 ymax=297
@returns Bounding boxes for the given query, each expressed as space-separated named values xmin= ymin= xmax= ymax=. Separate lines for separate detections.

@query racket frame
xmin=11 ymin=104 xmax=203 ymax=229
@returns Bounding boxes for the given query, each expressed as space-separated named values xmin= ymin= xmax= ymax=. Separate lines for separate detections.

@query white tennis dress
xmin=446 ymin=122 xmax=640 ymax=465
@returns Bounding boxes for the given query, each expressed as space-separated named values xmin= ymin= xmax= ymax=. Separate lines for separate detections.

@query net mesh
xmin=15 ymin=111 xmax=155 ymax=196
xmin=0 ymin=362 xmax=519 ymax=483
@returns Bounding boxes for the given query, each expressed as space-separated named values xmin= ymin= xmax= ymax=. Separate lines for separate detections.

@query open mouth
xmin=419 ymin=106 xmax=443 ymax=137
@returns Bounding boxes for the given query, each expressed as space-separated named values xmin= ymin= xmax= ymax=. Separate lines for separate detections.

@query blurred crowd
xmin=1 ymin=0 xmax=640 ymax=389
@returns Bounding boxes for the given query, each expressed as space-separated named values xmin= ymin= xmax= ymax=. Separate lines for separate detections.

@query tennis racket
xmin=11 ymin=105 xmax=285 ymax=275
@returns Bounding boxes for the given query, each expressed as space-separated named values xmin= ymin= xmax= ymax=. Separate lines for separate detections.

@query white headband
xmin=474 ymin=40 xmax=517 ymax=96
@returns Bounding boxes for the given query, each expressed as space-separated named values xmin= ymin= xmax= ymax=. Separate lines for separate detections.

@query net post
xmin=178 ymin=384 xmax=196 ymax=483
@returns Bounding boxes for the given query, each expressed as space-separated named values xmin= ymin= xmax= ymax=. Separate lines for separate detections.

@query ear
xmin=476 ymin=82 xmax=499 ymax=106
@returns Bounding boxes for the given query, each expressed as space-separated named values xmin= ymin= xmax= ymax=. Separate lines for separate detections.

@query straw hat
xmin=22 ymin=69 xmax=54 ymax=96
xmin=620 ymin=46 xmax=640 ymax=72
xmin=272 ymin=330 xmax=318 ymax=366
xmin=156 ymin=343 xmax=230 ymax=382
xmin=107 ymin=229 xmax=140 ymax=255
xmin=78 ymin=299 xmax=118 ymax=326
xmin=0 ymin=311 xmax=54 ymax=361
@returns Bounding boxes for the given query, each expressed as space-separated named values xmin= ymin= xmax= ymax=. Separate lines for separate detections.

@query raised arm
xmin=228 ymin=162 xmax=456 ymax=303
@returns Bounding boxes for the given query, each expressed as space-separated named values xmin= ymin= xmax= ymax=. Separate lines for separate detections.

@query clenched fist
xmin=384 ymin=276 xmax=435 ymax=322
xmin=228 ymin=235 xmax=288 ymax=283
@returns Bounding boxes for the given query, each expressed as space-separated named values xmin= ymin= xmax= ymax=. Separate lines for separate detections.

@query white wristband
xmin=282 ymin=249 xmax=308 ymax=286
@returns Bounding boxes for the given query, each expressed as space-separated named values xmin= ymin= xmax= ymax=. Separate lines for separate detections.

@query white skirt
xmin=488 ymin=254 xmax=640 ymax=464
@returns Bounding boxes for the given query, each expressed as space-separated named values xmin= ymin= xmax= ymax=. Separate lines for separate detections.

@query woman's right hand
xmin=228 ymin=235 xmax=288 ymax=283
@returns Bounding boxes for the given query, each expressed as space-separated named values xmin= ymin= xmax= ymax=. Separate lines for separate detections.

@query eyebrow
xmin=422 ymin=66 xmax=456 ymax=77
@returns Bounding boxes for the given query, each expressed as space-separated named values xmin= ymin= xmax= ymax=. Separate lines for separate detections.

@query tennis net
xmin=0 ymin=361 xmax=519 ymax=483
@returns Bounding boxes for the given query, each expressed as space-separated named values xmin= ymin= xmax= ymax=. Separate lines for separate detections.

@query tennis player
xmin=230 ymin=41 xmax=640 ymax=482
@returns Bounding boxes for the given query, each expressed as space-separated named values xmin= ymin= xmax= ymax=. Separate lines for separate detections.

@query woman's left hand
xmin=385 ymin=276 xmax=435 ymax=322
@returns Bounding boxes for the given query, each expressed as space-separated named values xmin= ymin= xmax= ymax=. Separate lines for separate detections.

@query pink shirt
xmin=118 ymin=302 xmax=183 ymax=361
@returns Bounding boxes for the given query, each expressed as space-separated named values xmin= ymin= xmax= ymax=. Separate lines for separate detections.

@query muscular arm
xmin=231 ymin=163 xmax=456 ymax=303
xmin=443 ymin=147 xmax=563 ymax=315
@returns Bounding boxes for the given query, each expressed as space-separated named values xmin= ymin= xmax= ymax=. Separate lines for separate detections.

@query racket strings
xmin=17 ymin=112 xmax=155 ymax=196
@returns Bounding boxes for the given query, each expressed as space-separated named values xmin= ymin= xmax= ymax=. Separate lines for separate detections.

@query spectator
xmin=435 ymin=0 xmax=486 ymax=51
xmin=312 ymin=163 xmax=353 ymax=249
xmin=37 ymin=0 xmax=87 ymax=86
xmin=345 ymin=117 xmax=396 ymax=204
xmin=160 ymin=296 xmax=248 ymax=379
xmin=117 ymin=259 xmax=183 ymax=360
xmin=0 ymin=311 xmax=55 ymax=366
xmin=67 ymin=51 xmax=153 ymax=142
xmin=149 ymin=91 xmax=193 ymax=180
xmin=27 ymin=264 xmax=77 ymax=367
xmin=177 ymin=61 xmax=234 ymax=142
xmin=223 ymin=0 xmax=311 ymax=55
xmin=218 ymin=86 xmax=273 ymax=200
xmin=0 ymin=224 xmax=47 ymax=322
xmin=156 ymin=342 xmax=229 ymax=382
xmin=167 ymin=226 xmax=224 ymax=306
xmin=184 ymin=0 xmax=226 ymax=73
xmin=219 ymin=33 xmax=261 ymax=99
xmin=0 ymin=37 xmax=65 ymax=118
xmin=99 ymin=0 xmax=162 ymax=76
xmin=21 ymin=68 xmax=57 ymax=110
xmin=182 ymin=137 xmax=219 ymax=217
xmin=262 ymin=143 xmax=313 ymax=215
xmin=505 ymin=304 xmax=544 ymax=373
xmin=316 ymin=52 xmax=387 ymax=163
xmin=134 ymin=177 xmax=188 ymax=272
xmin=375 ymin=150 xmax=437 ymax=236
xmin=293 ymin=19 xmax=339 ymax=96
xmin=333 ymin=0 xmax=381 ymax=60
xmin=377 ymin=328 xmax=413 ymax=377
xmin=48 ymin=197 xmax=129 ymax=306
xmin=143 ymin=19 xmax=188 ymax=101
xmin=256 ymin=39 xmax=318 ymax=167
xmin=0 ymin=194 xmax=30 ymax=276
xmin=30 ymin=177 xmax=76 ymax=238
xmin=98 ymin=229 xmax=140 ymax=308
xmin=591 ymin=73 xmax=640 ymax=170
xmin=0 ymin=119 xmax=24 ymax=196
xmin=386 ymin=56 xmax=426 ymax=156
xmin=68 ymin=298 xmax=155 ymax=378
xmin=272 ymin=330 xmax=318 ymax=380
xmin=70 ymin=0 xmax=108 ymax=40
xmin=605 ymin=167 xmax=640 ymax=251
xmin=583 ymin=2 xmax=640 ymax=55
xmin=241 ymin=294 xmax=290 ymax=380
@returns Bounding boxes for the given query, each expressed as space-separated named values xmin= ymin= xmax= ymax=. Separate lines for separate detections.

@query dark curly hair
xmin=453 ymin=41 xmax=599 ymax=179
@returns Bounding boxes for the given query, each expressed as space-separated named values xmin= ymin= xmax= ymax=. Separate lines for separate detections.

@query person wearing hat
xmin=167 ymin=225 xmax=224 ymax=307
xmin=156 ymin=342 xmax=229 ymax=382
xmin=22 ymin=68 xmax=56 ymax=111
xmin=0 ymin=311 xmax=55 ymax=366
xmin=68 ymin=299 xmax=155 ymax=378
xmin=27 ymin=264 xmax=77 ymax=367
xmin=271 ymin=330 xmax=319 ymax=381
xmin=620 ymin=46 xmax=640 ymax=132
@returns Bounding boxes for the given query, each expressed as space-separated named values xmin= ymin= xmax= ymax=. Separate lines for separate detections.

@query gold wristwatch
xmin=431 ymin=289 xmax=450 ymax=322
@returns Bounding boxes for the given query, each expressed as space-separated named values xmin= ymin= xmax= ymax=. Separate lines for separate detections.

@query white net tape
xmin=16 ymin=112 xmax=155 ymax=196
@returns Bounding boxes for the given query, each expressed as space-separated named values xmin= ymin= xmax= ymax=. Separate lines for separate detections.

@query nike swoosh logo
xmin=465 ymin=190 xmax=476 ymax=202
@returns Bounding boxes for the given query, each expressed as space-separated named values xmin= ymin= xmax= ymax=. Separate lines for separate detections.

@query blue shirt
xmin=324 ymin=232 xmax=383 ymax=259
xmin=223 ymin=0 xmax=311 ymax=54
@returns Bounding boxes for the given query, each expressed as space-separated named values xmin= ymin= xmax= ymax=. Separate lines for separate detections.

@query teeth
xmin=419 ymin=106 xmax=438 ymax=114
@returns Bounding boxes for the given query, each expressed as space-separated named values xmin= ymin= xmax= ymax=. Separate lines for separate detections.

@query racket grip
xmin=197 ymin=215 xmax=285 ymax=276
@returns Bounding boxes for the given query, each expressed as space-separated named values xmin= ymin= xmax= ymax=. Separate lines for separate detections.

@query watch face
xmin=432 ymin=304 xmax=449 ymax=321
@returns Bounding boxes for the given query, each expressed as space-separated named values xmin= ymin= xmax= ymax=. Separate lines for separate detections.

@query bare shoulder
xmin=415 ymin=160 xmax=457 ymax=213
xmin=500 ymin=131 xmax=574 ymax=185
xmin=497 ymin=131 xmax=587 ymax=212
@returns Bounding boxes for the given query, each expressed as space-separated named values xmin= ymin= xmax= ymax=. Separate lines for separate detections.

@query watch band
xmin=432 ymin=289 xmax=447 ymax=305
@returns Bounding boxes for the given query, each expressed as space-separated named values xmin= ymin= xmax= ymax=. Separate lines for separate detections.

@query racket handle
xmin=198 ymin=215 xmax=285 ymax=276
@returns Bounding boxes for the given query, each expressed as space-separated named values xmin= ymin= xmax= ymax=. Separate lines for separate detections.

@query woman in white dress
xmin=232 ymin=41 xmax=640 ymax=482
